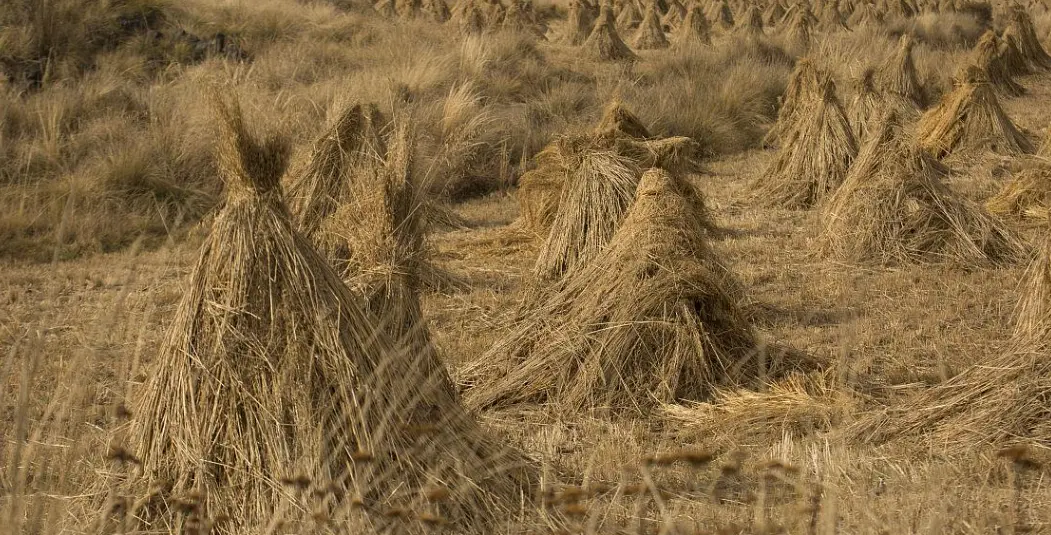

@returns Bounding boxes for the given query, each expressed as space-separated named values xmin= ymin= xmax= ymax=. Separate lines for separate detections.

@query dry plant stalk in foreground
xmin=461 ymin=168 xmax=762 ymax=414
xmin=819 ymin=110 xmax=1025 ymax=266
xmin=119 ymin=97 xmax=533 ymax=534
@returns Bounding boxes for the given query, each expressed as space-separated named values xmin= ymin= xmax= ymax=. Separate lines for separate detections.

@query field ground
xmin=4 ymin=0 xmax=1051 ymax=533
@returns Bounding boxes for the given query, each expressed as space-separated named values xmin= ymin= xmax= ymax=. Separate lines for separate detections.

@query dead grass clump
xmin=533 ymin=149 xmax=641 ymax=280
xmin=986 ymin=164 xmax=1051 ymax=221
xmin=584 ymin=5 xmax=639 ymax=61
xmin=459 ymin=2 xmax=489 ymax=34
xmin=764 ymin=0 xmax=786 ymax=26
xmin=462 ymin=168 xmax=759 ymax=414
xmin=616 ymin=0 xmax=643 ymax=30
xmin=662 ymin=0 xmax=688 ymax=29
xmin=596 ymin=98 xmax=652 ymax=139
xmin=1000 ymin=26 xmax=1032 ymax=76
xmin=966 ymin=30 xmax=1025 ymax=98
xmin=564 ymin=0 xmax=596 ymax=43
xmin=876 ymin=35 xmax=927 ymax=109
xmin=736 ymin=3 xmax=765 ymax=37
xmin=781 ymin=5 xmax=814 ymax=52
xmin=633 ymin=2 xmax=671 ymax=49
xmin=848 ymin=2 xmax=885 ymax=26
xmin=124 ymin=98 xmax=533 ymax=533
xmin=1013 ymin=234 xmax=1051 ymax=343
xmin=663 ymin=370 xmax=857 ymax=447
xmin=502 ymin=0 xmax=545 ymax=37
xmin=676 ymin=4 xmax=713 ymax=45
xmin=753 ymin=77 xmax=859 ymax=208
xmin=917 ymin=66 xmax=1033 ymax=158
xmin=708 ymin=0 xmax=735 ymax=30
xmin=819 ymin=110 xmax=1025 ymax=265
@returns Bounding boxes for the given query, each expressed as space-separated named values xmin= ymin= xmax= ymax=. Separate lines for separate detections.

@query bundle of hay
xmin=819 ymin=110 xmax=1025 ymax=265
xmin=763 ymin=0 xmax=786 ymax=26
xmin=876 ymin=35 xmax=926 ymax=109
xmin=633 ymin=1 xmax=671 ymax=48
xmin=422 ymin=0 xmax=452 ymax=22
xmin=584 ymin=5 xmax=639 ymax=60
xmin=708 ymin=0 xmax=735 ymax=29
xmin=462 ymin=168 xmax=759 ymax=414
xmin=764 ymin=58 xmax=823 ymax=147
xmin=966 ymin=30 xmax=1025 ymax=98
xmin=616 ymin=0 xmax=643 ymax=30
xmin=396 ymin=0 xmax=423 ymax=19
xmin=1006 ymin=5 xmax=1051 ymax=70
xmin=781 ymin=5 xmax=813 ymax=52
xmin=986 ymin=164 xmax=1051 ymax=220
xmin=849 ymin=68 xmax=882 ymax=141
xmin=286 ymin=103 xmax=462 ymax=291
xmin=847 ymin=1 xmax=884 ymax=25
xmin=564 ymin=0 xmax=597 ymax=43
xmin=735 ymin=3 xmax=765 ymax=36
xmin=819 ymin=0 xmax=849 ymax=31
xmin=481 ymin=0 xmax=507 ymax=25
xmin=125 ymin=98 xmax=533 ymax=534
xmin=502 ymin=0 xmax=545 ymax=37
xmin=917 ymin=66 xmax=1033 ymax=158
xmin=753 ymin=77 xmax=859 ymax=208
xmin=533 ymin=150 xmax=641 ymax=280
xmin=1000 ymin=26 xmax=1032 ymax=77
xmin=518 ymin=100 xmax=699 ymax=235
xmin=662 ymin=0 xmax=688 ymax=27
xmin=1014 ymin=235 xmax=1051 ymax=343
xmin=375 ymin=0 xmax=398 ymax=17
xmin=676 ymin=3 xmax=713 ymax=44
xmin=662 ymin=370 xmax=857 ymax=447
xmin=459 ymin=2 xmax=489 ymax=34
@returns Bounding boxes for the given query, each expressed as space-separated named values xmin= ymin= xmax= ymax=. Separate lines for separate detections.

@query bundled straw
xmin=708 ymin=0 xmax=735 ymax=29
xmin=876 ymin=35 xmax=926 ymax=110
xmin=1006 ymin=4 xmax=1051 ymax=71
xmin=986 ymin=164 xmax=1051 ymax=221
xmin=677 ymin=3 xmax=713 ymax=45
xmin=754 ymin=77 xmax=859 ymax=208
xmin=965 ymin=30 xmax=1025 ymax=98
xmin=662 ymin=0 xmax=688 ymax=28
xmin=533 ymin=150 xmax=641 ymax=280
xmin=736 ymin=3 xmax=765 ymax=37
xmin=820 ymin=110 xmax=1026 ymax=265
xmin=584 ymin=4 xmax=639 ymax=60
xmin=633 ymin=1 xmax=671 ymax=48
xmin=849 ymin=68 xmax=882 ymax=141
xmin=462 ymin=168 xmax=760 ymax=414
xmin=917 ymin=66 xmax=1033 ymax=158
xmin=124 ymin=97 xmax=534 ymax=534
xmin=1000 ymin=26 xmax=1032 ymax=77
xmin=764 ymin=58 xmax=823 ymax=147
xmin=1014 ymin=234 xmax=1051 ymax=343
xmin=616 ymin=0 xmax=643 ymax=30
xmin=763 ymin=0 xmax=786 ymax=26
xmin=663 ymin=370 xmax=856 ymax=447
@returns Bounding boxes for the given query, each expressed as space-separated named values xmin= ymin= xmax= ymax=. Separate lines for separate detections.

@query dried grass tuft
xmin=125 ymin=96 xmax=534 ymax=534
xmin=1014 ymin=234 xmax=1051 ymax=344
xmin=596 ymin=99 xmax=652 ymax=139
xmin=753 ymin=77 xmax=858 ymax=208
xmin=820 ymin=110 xmax=1026 ymax=265
xmin=763 ymin=57 xmax=823 ymax=147
xmin=917 ymin=66 xmax=1033 ymax=158
xmin=463 ymin=168 xmax=760 ymax=414
xmin=965 ymin=30 xmax=1025 ymax=98
xmin=848 ymin=68 xmax=882 ymax=141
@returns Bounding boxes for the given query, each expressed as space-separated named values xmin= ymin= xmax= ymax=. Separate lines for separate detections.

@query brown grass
xmin=632 ymin=2 xmax=670 ymax=49
xmin=876 ymin=35 xmax=927 ymax=109
xmin=964 ymin=30 xmax=1025 ymax=98
xmin=986 ymin=164 xmax=1051 ymax=221
xmin=583 ymin=4 xmax=638 ymax=61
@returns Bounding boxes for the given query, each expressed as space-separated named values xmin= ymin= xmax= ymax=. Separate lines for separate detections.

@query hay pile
xmin=847 ymin=1 xmax=883 ymax=25
xmin=677 ymin=3 xmax=713 ymax=44
xmin=736 ymin=3 xmax=765 ymax=37
xmin=966 ymin=30 xmax=1025 ymax=98
xmin=877 ymin=35 xmax=926 ymax=110
xmin=849 ymin=68 xmax=882 ymax=141
xmin=754 ymin=77 xmax=858 ymax=208
xmin=917 ymin=66 xmax=1033 ymax=158
xmin=462 ymin=168 xmax=760 ymax=414
xmin=584 ymin=4 xmax=639 ymax=60
xmin=764 ymin=58 xmax=823 ymax=147
xmin=518 ymin=100 xmax=698 ymax=236
xmin=662 ymin=0 xmax=688 ymax=28
xmin=459 ymin=2 xmax=489 ymax=34
xmin=616 ymin=0 xmax=643 ymax=30
xmin=763 ymin=0 xmax=786 ymax=26
xmin=663 ymin=370 xmax=857 ymax=447
xmin=986 ymin=164 xmax=1051 ymax=221
xmin=781 ymin=5 xmax=813 ymax=51
xmin=502 ymin=0 xmax=545 ymax=37
xmin=819 ymin=110 xmax=1025 ymax=265
xmin=564 ymin=0 xmax=596 ymax=43
xmin=533 ymin=149 xmax=641 ymax=280
xmin=633 ymin=1 xmax=671 ymax=48
xmin=124 ymin=98 xmax=533 ymax=534
xmin=708 ymin=0 xmax=735 ymax=29
xmin=1014 ymin=235 xmax=1051 ymax=343
xmin=1006 ymin=4 xmax=1051 ymax=71
xmin=1000 ymin=26 xmax=1032 ymax=77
